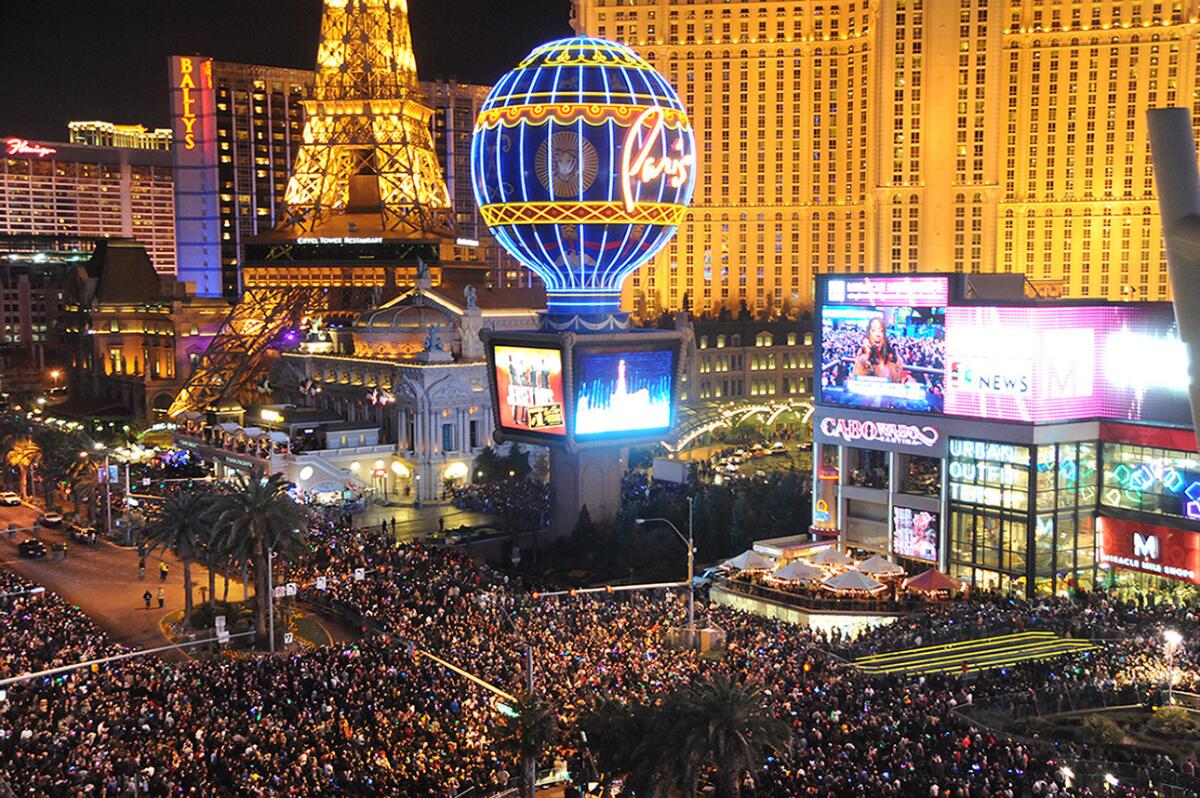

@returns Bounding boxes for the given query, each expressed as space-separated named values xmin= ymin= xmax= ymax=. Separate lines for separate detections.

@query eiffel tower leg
xmin=168 ymin=287 xmax=325 ymax=417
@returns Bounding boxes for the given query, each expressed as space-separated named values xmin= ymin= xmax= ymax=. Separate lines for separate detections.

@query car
xmin=769 ymin=442 xmax=787 ymax=455
xmin=693 ymin=564 xmax=731 ymax=588
xmin=37 ymin=512 xmax=63 ymax=528
xmin=17 ymin=539 xmax=46 ymax=558
xmin=0 ymin=492 xmax=21 ymax=506
xmin=68 ymin=523 xmax=98 ymax=544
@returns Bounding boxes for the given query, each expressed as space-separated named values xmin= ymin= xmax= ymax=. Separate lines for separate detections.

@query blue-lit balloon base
xmin=540 ymin=312 xmax=630 ymax=334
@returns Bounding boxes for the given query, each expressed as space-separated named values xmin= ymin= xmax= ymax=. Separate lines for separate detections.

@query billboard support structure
xmin=1147 ymin=107 xmax=1200 ymax=449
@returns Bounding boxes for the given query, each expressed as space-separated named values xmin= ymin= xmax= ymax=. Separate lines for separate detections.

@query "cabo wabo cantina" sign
xmin=819 ymin=416 xmax=940 ymax=449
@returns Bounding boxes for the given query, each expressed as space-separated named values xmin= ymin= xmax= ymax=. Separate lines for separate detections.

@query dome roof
xmin=354 ymin=294 xmax=454 ymax=332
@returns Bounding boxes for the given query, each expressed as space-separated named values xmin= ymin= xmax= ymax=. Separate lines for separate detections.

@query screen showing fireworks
xmin=572 ymin=346 xmax=677 ymax=439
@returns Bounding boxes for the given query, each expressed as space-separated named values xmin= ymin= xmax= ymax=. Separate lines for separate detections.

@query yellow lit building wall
xmin=573 ymin=0 xmax=1200 ymax=310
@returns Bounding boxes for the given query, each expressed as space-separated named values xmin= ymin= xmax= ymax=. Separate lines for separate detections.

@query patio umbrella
xmin=821 ymin=570 xmax=887 ymax=593
xmin=810 ymin=547 xmax=856 ymax=568
xmin=722 ymin=549 xmax=775 ymax=571
xmin=771 ymin=560 xmax=824 ymax=583
xmin=903 ymin=568 xmax=964 ymax=593
xmin=857 ymin=554 xmax=905 ymax=578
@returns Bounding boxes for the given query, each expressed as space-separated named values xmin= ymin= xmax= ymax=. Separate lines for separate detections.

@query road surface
xmin=0 ymin=502 xmax=236 ymax=657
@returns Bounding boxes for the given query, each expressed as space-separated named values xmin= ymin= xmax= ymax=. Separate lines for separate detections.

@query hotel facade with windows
xmin=571 ymin=0 xmax=1200 ymax=313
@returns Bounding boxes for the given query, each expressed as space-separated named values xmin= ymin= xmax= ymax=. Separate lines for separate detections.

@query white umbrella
xmin=856 ymin=554 xmax=905 ymax=578
xmin=822 ymin=570 xmax=887 ymax=593
xmin=810 ymin=547 xmax=856 ymax=568
xmin=771 ymin=560 xmax=824 ymax=583
xmin=722 ymin=549 xmax=775 ymax=571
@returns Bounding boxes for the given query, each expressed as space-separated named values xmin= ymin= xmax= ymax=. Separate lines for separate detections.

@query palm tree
xmin=670 ymin=674 xmax=791 ymax=798
xmin=582 ymin=699 xmax=670 ymax=796
xmin=215 ymin=471 xmax=309 ymax=648
xmin=142 ymin=490 xmax=216 ymax=627
xmin=6 ymin=438 xmax=40 ymax=498
xmin=33 ymin=428 xmax=81 ymax=510
xmin=65 ymin=452 xmax=97 ymax=522
xmin=496 ymin=691 xmax=559 ymax=798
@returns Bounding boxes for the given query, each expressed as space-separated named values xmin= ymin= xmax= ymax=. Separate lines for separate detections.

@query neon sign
xmin=4 ymin=138 xmax=55 ymax=158
xmin=620 ymin=107 xmax=695 ymax=213
xmin=819 ymin=416 xmax=940 ymax=448
xmin=176 ymin=56 xmax=212 ymax=150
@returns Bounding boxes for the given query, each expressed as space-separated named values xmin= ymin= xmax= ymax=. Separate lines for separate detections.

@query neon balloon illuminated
xmin=471 ymin=37 xmax=697 ymax=321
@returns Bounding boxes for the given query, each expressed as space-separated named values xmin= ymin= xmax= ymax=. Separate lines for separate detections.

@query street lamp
xmin=1164 ymin=629 xmax=1184 ymax=704
xmin=480 ymin=591 xmax=537 ymax=798
xmin=49 ymin=370 xmax=61 ymax=390
xmin=636 ymin=494 xmax=696 ymax=641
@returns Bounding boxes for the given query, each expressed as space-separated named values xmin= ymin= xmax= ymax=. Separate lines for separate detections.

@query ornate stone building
xmin=272 ymin=279 xmax=541 ymax=500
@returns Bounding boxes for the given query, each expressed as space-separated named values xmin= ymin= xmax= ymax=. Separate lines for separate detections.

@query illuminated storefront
xmin=812 ymin=273 xmax=1194 ymax=598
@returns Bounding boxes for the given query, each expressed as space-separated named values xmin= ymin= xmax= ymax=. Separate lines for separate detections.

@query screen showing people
xmin=820 ymin=305 xmax=946 ymax=413
xmin=892 ymin=507 xmax=939 ymax=563
xmin=573 ymin=346 xmax=676 ymax=438
xmin=493 ymin=345 xmax=566 ymax=436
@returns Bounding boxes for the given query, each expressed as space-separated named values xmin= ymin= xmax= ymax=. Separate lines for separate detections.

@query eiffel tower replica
xmin=169 ymin=0 xmax=483 ymax=418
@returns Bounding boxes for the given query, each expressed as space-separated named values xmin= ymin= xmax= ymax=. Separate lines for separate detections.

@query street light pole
xmin=267 ymin=548 xmax=276 ymax=654
xmin=636 ymin=500 xmax=697 ymax=639
xmin=1164 ymin=629 xmax=1183 ymax=704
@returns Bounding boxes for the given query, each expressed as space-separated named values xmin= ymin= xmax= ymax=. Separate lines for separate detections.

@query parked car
xmin=0 ymin=492 xmax=21 ymax=506
xmin=68 ymin=523 xmax=98 ymax=544
xmin=18 ymin=539 xmax=46 ymax=558
xmin=37 ymin=512 xmax=63 ymax=528
xmin=692 ymin=564 xmax=732 ymax=588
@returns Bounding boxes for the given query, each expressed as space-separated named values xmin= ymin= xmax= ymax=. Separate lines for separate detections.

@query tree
xmin=670 ymin=675 xmax=791 ymax=798
xmin=6 ymin=438 xmax=39 ymax=498
xmin=34 ymin=428 xmax=84 ymax=510
xmin=142 ymin=490 xmax=216 ymax=627
xmin=496 ymin=691 xmax=559 ymax=798
xmin=215 ymin=472 xmax=310 ymax=648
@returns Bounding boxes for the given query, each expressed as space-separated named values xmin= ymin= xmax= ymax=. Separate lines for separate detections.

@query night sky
xmin=0 ymin=0 xmax=573 ymax=142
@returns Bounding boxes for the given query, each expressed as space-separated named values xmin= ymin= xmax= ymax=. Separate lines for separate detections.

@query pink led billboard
xmin=817 ymin=273 xmax=1191 ymax=427
xmin=943 ymin=304 xmax=1190 ymax=426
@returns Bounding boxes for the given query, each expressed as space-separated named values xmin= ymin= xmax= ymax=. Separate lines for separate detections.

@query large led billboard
xmin=944 ymin=304 xmax=1191 ymax=426
xmin=816 ymin=275 xmax=1192 ymax=427
xmin=820 ymin=306 xmax=946 ymax=413
xmin=573 ymin=346 xmax=677 ymax=440
xmin=493 ymin=344 xmax=566 ymax=439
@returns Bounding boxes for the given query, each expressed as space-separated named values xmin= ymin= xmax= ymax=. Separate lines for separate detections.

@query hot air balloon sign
xmin=471 ymin=37 xmax=697 ymax=325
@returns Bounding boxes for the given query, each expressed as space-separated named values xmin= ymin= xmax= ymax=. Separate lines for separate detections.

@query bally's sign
xmin=816 ymin=414 xmax=943 ymax=456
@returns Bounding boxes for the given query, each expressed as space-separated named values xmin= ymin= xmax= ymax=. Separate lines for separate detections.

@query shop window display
xmin=899 ymin=454 xmax=941 ymax=497
xmin=847 ymin=446 xmax=888 ymax=489
xmin=1101 ymin=442 xmax=1200 ymax=524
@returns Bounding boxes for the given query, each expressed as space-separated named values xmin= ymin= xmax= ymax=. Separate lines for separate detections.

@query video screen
xmin=820 ymin=305 xmax=946 ymax=413
xmin=573 ymin=346 xmax=676 ymax=439
xmin=892 ymin=507 xmax=939 ymax=563
xmin=493 ymin=345 xmax=566 ymax=437
xmin=943 ymin=304 xmax=1193 ymax=426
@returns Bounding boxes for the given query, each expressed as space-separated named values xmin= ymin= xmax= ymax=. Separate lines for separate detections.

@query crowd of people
xmin=450 ymin=480 xmax=549 ymax=527
xmin=2 ymin=524 xmax=1199 ymax=797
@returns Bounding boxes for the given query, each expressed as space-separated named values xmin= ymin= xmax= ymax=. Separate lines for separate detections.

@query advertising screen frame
xmin=814 ymin=274 xmax=1192 ymax=429
xmin=482 ymin=329 xmax=685 ymax=451
xmin=891 ymin=505 xmax=940 ymax=564
xmin=570 ymin=335 xmax=682 ymax=446
xmin=483 ymin=332 xmax=570 ymax=446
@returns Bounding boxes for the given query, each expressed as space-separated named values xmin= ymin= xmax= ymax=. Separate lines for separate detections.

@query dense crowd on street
xmin=2 ymin=525 xmax=1199 ymax=797
xmin=450 ymin=480 xmax=549 ymax=526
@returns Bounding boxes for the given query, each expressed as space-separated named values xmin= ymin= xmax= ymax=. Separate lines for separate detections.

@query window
xmin=442 ymin=423 xmax=457 ymax=453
